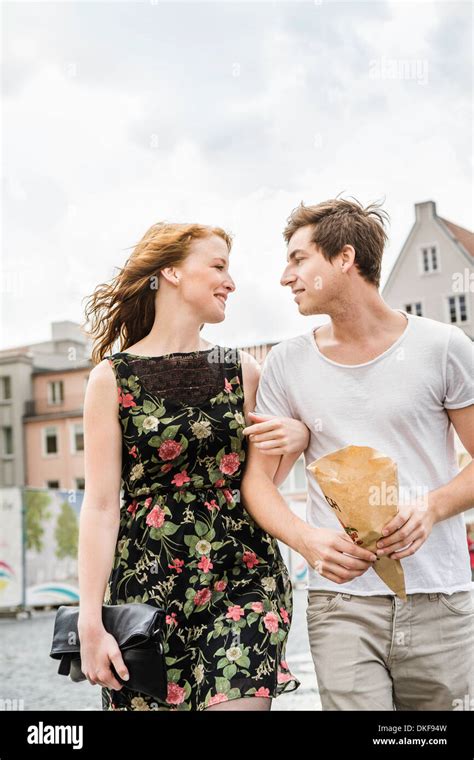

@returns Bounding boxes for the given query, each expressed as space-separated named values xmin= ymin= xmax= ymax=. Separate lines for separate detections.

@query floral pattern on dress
xmin=100 ymin=347 xmax=300 ymax=710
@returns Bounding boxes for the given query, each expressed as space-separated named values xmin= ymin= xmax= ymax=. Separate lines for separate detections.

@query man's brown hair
xmin=283 ymin=197 xmax=389 ymax=287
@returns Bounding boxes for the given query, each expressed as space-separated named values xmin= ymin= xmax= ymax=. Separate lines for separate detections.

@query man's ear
xmin=339 ymin=244 xmax=356 ymax=272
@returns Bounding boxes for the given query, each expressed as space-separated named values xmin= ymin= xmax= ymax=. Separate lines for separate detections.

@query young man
xmin=240 ymin=198 xmax=474 ymax=710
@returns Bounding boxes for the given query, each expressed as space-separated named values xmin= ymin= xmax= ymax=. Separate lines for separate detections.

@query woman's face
xmin=175 ymin=234 xmax=236 ymax=324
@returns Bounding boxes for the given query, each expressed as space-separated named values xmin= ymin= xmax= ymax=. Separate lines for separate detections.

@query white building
xmin=383 ymin=201 xmax=473 ymax=531
xmin=383 ymin=200 xmax=474 ymax=339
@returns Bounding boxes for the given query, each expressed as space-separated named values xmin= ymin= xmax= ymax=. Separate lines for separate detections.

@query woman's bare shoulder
xmin=86 ymin=357 xmax=118 ymax=399
xmin=240 ymin=350 xmax=261 ymax=390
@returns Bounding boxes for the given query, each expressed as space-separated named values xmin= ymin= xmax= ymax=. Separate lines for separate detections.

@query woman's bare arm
xmin=240 ymin=351 xmax=308 ymax=488
xmin=273 ymin=450 xmax=303 ymax=489
xmin=77 ymin=358 xmax=122 ymax=631
xmin=240 ymin=353 xmax=309 ymax=550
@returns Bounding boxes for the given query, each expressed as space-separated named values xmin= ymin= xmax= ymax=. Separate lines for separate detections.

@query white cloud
xmin=1 ymin=0 xmax=472 ymax=350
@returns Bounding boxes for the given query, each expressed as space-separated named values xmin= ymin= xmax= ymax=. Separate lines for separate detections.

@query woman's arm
xmin=273 ymin=450 xmax=303 ymax=489
xmin=240 ymin=352 xmax=310 ymax=549
xmin=241 ymin=352 xmax=309 ymax=487
xmin=77 ymin=358 xmax=130 ymax=690
xmin=77 ymin=359 xmax=122 ymax=630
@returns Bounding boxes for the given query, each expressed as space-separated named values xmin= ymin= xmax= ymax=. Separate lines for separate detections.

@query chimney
xmin=415 ymin=200 xmax=437 ymax=222
xmin=51 ymin=321 xmax=86 ymax=344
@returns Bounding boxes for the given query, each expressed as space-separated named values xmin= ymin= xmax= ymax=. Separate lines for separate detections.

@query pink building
xmin=24 ymin=366 xmax=90 ymax=490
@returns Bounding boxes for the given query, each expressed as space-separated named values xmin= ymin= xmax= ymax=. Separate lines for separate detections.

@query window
xmin=75 ymin=477 xmax=85 ymax=490
xmin=44 ymin=426 xmax=58 ymax=455
xmin=48 ymin=380 xmax=64 ymax=405
xmin=2 ymin=427 xmax=13 ymax=456
xmin=0 ymin=376 xmax=11 ymax=400
xmin=448 ymin=294 xmax=468 ymax=324
xmin=71 ymin=423 xmax=84 ymax=453
xmin=421 ymin=245 xmax=439 ymax=273
xmin=405 ymin=302 xmax=423 ymax=316
xmin=47 ymin=480 xmax=60 ymax=489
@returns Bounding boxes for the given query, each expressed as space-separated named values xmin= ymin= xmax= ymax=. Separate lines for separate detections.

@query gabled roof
xmin=438 ymin=217 xmax=474 ymax=258
xmin=383 ymin=203 xmax=473 ymax=295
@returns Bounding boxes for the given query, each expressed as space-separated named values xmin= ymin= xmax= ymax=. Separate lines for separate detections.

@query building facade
xmin=0 ymin=321 xmax=91 ymax=489
xmin=24 ymin=366 xmax=90 ymax=490
xmin=383 ymin=200 xmax=474 ymax=338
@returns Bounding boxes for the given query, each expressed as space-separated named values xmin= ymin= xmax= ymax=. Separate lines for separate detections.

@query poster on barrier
xmin=23 ymin=488 xmax=84 ymax=607
xmin=0 ymin=487 xmax=23 ymax=609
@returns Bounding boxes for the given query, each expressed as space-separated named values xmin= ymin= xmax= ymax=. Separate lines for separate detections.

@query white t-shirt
xmin=254 ymin=311 xmax=474 ymax=595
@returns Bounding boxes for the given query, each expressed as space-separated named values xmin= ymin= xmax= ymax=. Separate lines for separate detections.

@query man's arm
xmin=430 ymin=405 xmax=474 ymax=519
xmin=379 ymin=404 xmax=474 ymax=559
xmin=240 ymin=354 xmax=378 ymax=583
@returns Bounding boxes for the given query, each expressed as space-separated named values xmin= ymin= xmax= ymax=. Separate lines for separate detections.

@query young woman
xmin=78 ymin=221 xmax=309 ymax=711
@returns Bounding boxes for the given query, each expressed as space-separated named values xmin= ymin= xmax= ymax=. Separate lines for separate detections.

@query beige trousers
xmin=306 ymin=589 xmax=474 ymax=711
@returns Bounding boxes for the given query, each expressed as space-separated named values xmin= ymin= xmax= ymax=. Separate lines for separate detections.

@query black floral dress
xmin=101 ymin=346 xmax=300 ymax=711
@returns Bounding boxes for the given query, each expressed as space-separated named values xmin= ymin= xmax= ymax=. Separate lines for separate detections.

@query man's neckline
xmin=308 ymin=310 xmax=412 ymax=368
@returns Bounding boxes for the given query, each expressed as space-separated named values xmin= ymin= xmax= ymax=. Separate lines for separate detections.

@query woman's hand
xmin=78 ymin=621 xmax=130 ymax=690
xmin=242 ymin=411 xmax=310 ymax=455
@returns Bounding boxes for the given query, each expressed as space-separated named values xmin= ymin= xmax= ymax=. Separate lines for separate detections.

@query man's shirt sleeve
xmin=444 ymin=326 xmax=474 ymax=409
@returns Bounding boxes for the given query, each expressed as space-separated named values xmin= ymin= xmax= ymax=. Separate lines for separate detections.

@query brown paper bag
xmin=306 ymin=445 xmax=407 ymax=601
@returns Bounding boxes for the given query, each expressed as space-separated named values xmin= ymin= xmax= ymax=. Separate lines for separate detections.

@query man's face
xmin=280 ymin=225 xmax=345 ymax=315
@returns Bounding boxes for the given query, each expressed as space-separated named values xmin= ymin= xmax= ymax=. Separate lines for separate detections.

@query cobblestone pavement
xmin=0 ymin=587 xmax=321 ymax=711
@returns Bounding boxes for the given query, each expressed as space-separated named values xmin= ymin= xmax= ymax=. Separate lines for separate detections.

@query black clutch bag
xmin=49 ymin=602 xmax=168 ymax=701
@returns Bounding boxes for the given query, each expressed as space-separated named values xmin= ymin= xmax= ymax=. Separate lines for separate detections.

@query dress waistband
xmin=123 ymin=485 xmax=238 ymax=500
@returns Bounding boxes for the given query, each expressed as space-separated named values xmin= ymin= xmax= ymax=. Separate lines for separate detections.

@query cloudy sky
xmin=2 ymin=0 xmax=472 ymax=352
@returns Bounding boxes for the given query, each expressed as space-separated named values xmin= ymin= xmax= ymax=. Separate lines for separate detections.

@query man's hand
xmin=377 ymin=497 xmax=436 ymax=560
xmin=299 ymin=527 xmax=378 ymax=584
xmin=242 ymin=411 xmax=310 ymax=455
